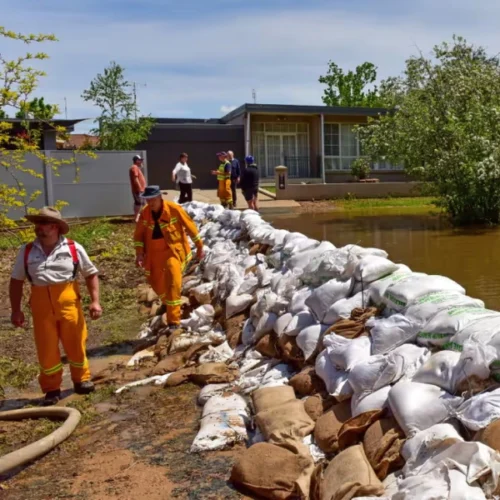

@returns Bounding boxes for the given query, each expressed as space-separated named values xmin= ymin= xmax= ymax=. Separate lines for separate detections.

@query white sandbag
xmin=452 ymin=340 xmax=496 ymax=389
xmin=369 ymin=265 xmax=413 ymax=305
xmin=198 ymin=341 xmax=234 ymax=364
xmin=353 ymin=255 xmax=399 ymax=283
xmin=216 ymin=263 xmax=244 ymax=300
xmin=283 ymin=310 xmax=317 ymax=337
xmin=368 ymin=314 xmax=419 ymax=355
xmin=190 ymin=282 xmax=215 ymax=305
xmin=198 ymin=384 xmax=232 ymax=406
xmin=405 ymin=291 xmax=485 ymax=326
xmin=323 ymin=334 xmax=372 ymax=371
xmin=448 ymin=315 xmax=500 ymax=354
xmin=267 ymin=251 xmax=283 ymax=270
xmin=383 ymin=274 xmax=465 ymax=311
xmin=237 ymin=274 xmax=259 ymax=296
xmin=287 ymin=240 xmax=336 ymax=272
xmin=417 ymin=306 xmax=499 ymax=348
xmin=348 ymin=344 xmax=429 ymax=394
xmin=289 ymin=287 xmax=314 ymax=315
xmin=394 ymin=465 xmax=486 ymax=500
xmin=255 ymin=263 xmax=273 ymax=287
xmin=455 ymin=387 xmax=500 ymax=431
xmin=351 ymin=386 xmax=391 ymax=417
xmin=242 ymin=318 xmax=256 ymax=346
xmin=226 ymin=294 xmax=254 ymax=319
xmin=315 ymin=350 xmax=353 ymax=400
xmin=323 ymin=290 xmax=371 ymax=325
xmin=270 ymin=268 xmax=302 ymax=299
xmin=115 ymin=374 xmax=172 ymax=393
xmin=296 ymin=324 xmax=329 ymax=360
xmin=282 ymin=232 xmax=315 ymax=256
xmin=254 ymin=312 xmax=278 ymax=342
xmin=274 ymin=312 xmax=293 ymax=337
xmin=388 ymin=382 xmax=463 ymax=437
xmin=190 ymin=394 xmax=249 ymax=452
xmin=260 ymin=363 xmax=296 ymax=388
xmin=412 ymin=351 xmax=461 ymax=393
xmin=305 ymin=278 xmax=353 ymax=322
xmin=401 ymin=423 xmax=464 ymax=474
xmin=181 ymin=304 xmax=215 ymax=330
xmin=126 ymin=348 xmax=155 ymax=367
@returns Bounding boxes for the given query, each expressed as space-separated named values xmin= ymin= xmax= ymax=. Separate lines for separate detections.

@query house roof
xmin=220 ymin=103 xmax=388 ymax=122
xmin=3 ymin=118 xmax=87 ymax=131
xmin=63 ymin=134 xmax=99 ymax=148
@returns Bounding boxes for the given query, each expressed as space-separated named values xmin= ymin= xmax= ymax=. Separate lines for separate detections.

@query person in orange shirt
xmin=134 ymin=186 xmax=204 ymax=327
xmin=129 ymin=155 xmax=147 ymax=222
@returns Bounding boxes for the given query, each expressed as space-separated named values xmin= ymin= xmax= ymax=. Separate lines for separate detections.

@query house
xmin=58 ymin=133 xmax=100 ymax=150
xmin=1 ymin=119 xmax=86 ymax=150
xmin=139 ymin=103 xmax=405 ymax=190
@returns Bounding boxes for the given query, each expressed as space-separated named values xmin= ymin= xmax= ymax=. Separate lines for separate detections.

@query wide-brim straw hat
xmin=25 ymin=207 xmax=70 ymax=235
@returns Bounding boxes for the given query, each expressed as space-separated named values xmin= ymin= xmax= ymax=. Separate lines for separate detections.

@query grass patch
xmin=0 ymin=356 xmax=39 ymax=397
xmin=261 ymin=185 xmax=276 ymax=193
xmin=335 ymin=196 xmax=436 ymax=209
xmin=66 ymin=385 xmax=117 ymax=425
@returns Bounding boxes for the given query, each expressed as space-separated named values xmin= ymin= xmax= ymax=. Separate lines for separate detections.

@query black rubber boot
xmin=74 ymin=381 xmax=95 ymax=395
xmin=43 ymin=389 xmax=61 ymax=406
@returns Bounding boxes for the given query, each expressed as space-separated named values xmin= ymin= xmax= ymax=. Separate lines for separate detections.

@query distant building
xmin=138 ymin=103 xmax=405 ymax=189
xmin=59 ymin=134 xmax=99 ymax=150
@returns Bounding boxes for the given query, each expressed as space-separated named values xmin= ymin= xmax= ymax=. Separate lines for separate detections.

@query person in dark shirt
xmin=227 ymin=150 xmax=241 ymax=207
xmin=240 ymin=155 xmax=260 ymax=211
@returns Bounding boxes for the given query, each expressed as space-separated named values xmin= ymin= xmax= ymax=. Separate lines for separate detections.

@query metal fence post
xmin=43 ymin=150 xmax=54 ymax=206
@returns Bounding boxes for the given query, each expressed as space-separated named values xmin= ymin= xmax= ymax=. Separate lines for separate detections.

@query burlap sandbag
xmin=475 ymin=419 xmax=500 ymax=452
xmin=256 ymin=399 xmax=315 ymax=442
xmin=152 ymin=343 xmax=208 ymax=375
xmin=324 ymin=307 xmax=378 ymax=340
xmin=231 ymin=440 xmax=314 ymax=500
xmin=278 ymin=334 xmax=305 ymax=368
xmin=252 ymin=385 xmax=296 ymax=414
xmin=304 ymin=393 xmax=334 ymax=422
xmin=310 ymin=463 xmax=325 ymax=500
xmin=189 ymin=363 xmax=239 ymax=385
xmin=289 ymin=367 xmax=326 ymax=397
xmin=225 ymin=313 xmax=246 ymax=349
xmin=164 ymin=367 xmax=196 ymax=387
xmin=363 ymin=416 xmax=405 ymax=480
xmin=255 ymin=333 xmax=280 ymax=359
xmin=314 ymin=400 xmax=352 ymax=453
xmin=337 ymin=409 xmax=384 ymax=450
xmin=322 ymin=444 xmax=384 ymax=500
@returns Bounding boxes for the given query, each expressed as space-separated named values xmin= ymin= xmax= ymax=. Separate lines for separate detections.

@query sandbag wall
xmin=135 ymin=201 xmax=500 ymax=499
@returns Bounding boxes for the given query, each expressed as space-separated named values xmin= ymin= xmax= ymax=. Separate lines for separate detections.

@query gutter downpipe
xmin=245 ymin=112 xmax=251 ymax=157
xmin=320 ymin=113 xmax=326 ymax=183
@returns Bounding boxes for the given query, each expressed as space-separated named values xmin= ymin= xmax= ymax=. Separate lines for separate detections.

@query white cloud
xmin=4 ymin=0 xmax=500 ymax=135
xmin=220 ymin=105 xmax=237 ymax=114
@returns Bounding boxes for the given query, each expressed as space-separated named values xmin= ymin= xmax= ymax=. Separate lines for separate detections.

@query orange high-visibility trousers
xmin=147 ymin=239 xmax=183 ymax=325
xmin=218 ymin=179 xmax=233 ymax=207
xmin=30 ymin=281 xmax=91 ymax=393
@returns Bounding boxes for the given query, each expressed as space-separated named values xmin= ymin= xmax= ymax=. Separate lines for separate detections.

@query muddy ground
xmin=0 ymin=220 xmax=248 ymax=500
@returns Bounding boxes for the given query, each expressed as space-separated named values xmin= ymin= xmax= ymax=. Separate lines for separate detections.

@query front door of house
xmin=265 ymin=133 xmax=297 ymax=177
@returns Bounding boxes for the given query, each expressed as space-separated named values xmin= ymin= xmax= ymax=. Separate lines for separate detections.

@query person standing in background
xmin=211 ymin=151 xmax=233 ymax=208
xmin=227 ymin=150 xmax=240 ymax=207
xmin=240 ymin=155 xmax=260 ymax=211
xmin=129 ymin=155 xmax=147 ymax=222
xmin=172 ymin=153 xmax=193 ymax=204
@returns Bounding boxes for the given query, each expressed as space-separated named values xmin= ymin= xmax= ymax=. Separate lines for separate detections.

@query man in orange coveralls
xmin=9 ymin=207 xmax=102 ymax=405
xmin=211 ymin=151 xmax=233 ymax=208
xmin=134 ymin=186 xmax=204 ymax=327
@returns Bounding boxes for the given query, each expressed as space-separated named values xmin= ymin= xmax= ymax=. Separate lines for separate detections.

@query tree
xmin=15 ymin=97 xmax=56 ymax=120
xmin=82 ymin=61 xmax=154 ymax=150
xmin=357 ymin=36 xmax=500 ymax=225
xmin=319 ymin=61 xmax=381 ymax=107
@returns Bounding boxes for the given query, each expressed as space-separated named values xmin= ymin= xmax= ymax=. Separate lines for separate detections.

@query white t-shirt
xmin=173 ymin=162 xmax=193 ymax=184
xmin=11 ymin=237 xmax=98 ymax=286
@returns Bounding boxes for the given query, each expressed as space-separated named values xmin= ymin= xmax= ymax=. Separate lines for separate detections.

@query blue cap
xmin=140 ymin=185 xmax=162 ymax=199
xmin=245 ymin=155 xmax=255 ymax=164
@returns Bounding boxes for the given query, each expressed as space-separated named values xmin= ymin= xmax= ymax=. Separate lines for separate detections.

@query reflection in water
xmin=267 ymin=211 xmax=500 ymax=310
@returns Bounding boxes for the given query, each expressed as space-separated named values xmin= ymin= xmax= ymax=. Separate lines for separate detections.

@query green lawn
xmin=336 ymin=196 xmax=435 ymax=210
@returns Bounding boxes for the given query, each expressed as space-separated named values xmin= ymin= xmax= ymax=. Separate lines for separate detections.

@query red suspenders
xmin=24 ymin=239 xmax=79 ymax=283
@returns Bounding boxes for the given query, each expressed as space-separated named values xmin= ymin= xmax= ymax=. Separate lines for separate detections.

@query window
xmin=324 ymin=123 xmax=403 ymax=171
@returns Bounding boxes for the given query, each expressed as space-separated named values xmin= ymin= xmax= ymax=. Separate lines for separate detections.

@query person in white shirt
xmin=10 ymin=207 xmax=102 ymax=405
xmin=172 ymin=152 xmax=193 ymax=204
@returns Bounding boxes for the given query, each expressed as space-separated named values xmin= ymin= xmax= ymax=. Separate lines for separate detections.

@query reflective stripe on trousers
xmin=146 ymin=238 xmax=184 ymax=325
xmin=30 ymin=281 xmax=90 ymax=393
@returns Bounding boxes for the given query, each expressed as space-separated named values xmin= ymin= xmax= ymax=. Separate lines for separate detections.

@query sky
xmin=5 ymin=0 xmax=500 ymax=132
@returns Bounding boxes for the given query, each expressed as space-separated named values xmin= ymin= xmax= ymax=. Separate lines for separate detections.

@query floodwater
xmin=267 ymin=209 xmax=500 ymax=311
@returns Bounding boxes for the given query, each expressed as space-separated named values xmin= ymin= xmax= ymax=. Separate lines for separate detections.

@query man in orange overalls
xmin=10 ymin=207 xmax=102 ymax=405
xmin=211 ymin=151 xmax=233 ymax=208
xmin=134 ymin=186 xmax=204 ymax=327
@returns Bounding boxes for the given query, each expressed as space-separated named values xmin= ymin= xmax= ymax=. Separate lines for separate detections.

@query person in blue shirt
xmin=227 ymin=150 xmax=241 ymax=207
xmin=240 ymin=155 xmax=260 ymax=211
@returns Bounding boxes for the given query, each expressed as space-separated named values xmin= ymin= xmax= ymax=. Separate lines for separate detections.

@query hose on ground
xmin=0 ymin=406 xmax=81 ymax=475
